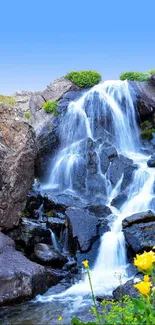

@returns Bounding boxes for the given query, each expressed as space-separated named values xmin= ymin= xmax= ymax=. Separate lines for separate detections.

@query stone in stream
xmin=147 ymin=153 xmax=155 ymax=167
xmin=34 ymin=243 xmax=67 ymax=267
xmin=122 ymin=210 xmax=155 ymax=253
xmin=66 ymin=207 xmax=100 ymax=252
xmin=111 ymin=191 xmax=128 ymax=209
xmin=0 ymin=232 xmax=68 ymax=306
xmin=108 ymin=155 xmax=133 ymax=186
xmin=121 ymin=164 xmax=138 ymax=191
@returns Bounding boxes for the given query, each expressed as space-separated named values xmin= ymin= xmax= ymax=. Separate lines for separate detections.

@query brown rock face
xmin=0 ymin=104 xmax=36 ymax=230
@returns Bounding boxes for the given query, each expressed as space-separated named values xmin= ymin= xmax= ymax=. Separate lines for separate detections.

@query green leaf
xmin=132 ymin=298 xmax=145 ymax=310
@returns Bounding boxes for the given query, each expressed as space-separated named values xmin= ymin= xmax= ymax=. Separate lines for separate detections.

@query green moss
xmin=66 ymin=70 xmax=102 ymax=88
xmin=21 ymin=208 xmax=30 ymax=218
xmin=141 ymin=128 xmax=155 ymax=140
xmin=0 ymin=94 xmax=16 ymax=106
xmin=120 ymin=72 xmax=149 ymax=82
xmin=148 ymin=69 xmax=155 ymax=75
xmin=46 ymin=210 xmax=54 ymax=217
xmin=42 ymin=100 xmax=59 ymax=115
xmin=25 ymin=112 xmax=32 ymax=119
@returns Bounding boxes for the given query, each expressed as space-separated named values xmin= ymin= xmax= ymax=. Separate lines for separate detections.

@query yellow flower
xmin=153 ymin=246 xmax=155 ymax=250
xmin=134 ymin=251 xmax=155 ymax=270
xmin=82 ymin=260 xmax=89 ymax=268
xmin=144 ymin=275 xmax=150 ymax=282
xmin=134 ymin=281 xmax=152 ymax=296
xmin=58 ymin=316 xmax=62 ymax=322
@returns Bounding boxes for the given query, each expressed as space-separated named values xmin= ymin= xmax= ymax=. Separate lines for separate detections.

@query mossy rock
xmin=42 ymin=100 xmax=59 ymax=115
xmin=0 ymin=94 xmax=16 ymax=106
xmin=66 ymin=70 xmax=101 ymax=88
xmin=141 ymin=128 xmax=155 ymax=140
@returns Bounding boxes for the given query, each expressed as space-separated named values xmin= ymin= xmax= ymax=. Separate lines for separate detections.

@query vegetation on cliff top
xmin=42 ymin=100 xmax=59 ymax=115
xmin=66 ymin=70 xmax=102 ymax=88
xmin=120 ymin=69 xmax=155 ymax=81
xmin=0 ymin=94 xmax=16 ymax=106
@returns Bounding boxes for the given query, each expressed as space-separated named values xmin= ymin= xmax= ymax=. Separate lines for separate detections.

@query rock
xmin=121 ymin=164 xmax=138 ymax=190
xmin=130 ymin=81 xmax=155 ymax=118
xmin=66 ymin=207 xmax=99 ymax=252
xmin=0 ymin=104 xmax=35 ymax=230
xmin=0 ymin=232 xmax=49 ymax=306
xmin=26 ymin=190 xmax=43 ymax=214
xmin=63 ymin=90 xmax=83 ymax=101
xmin=34 ymin=243 xmax=67 ymax=267
xmin=7 ymin=218 xmax=51 ymax=250
xmin=108 ymin=155 xmax=133 ymax=186
xmin=44 ymin=193 xmax=86 ymax=210
xmin=100 ymin=142 xmax=117 ymax=160
xmin=29 ymin=93 xmax=45 ymax=114
xmin=147 ymin=153 xmax=155 ymax=167
xmin=122 ymin=210 xmax=155 ymax=228
xmin=88 ymin=205 xmax=112 ymax=219
xmin=41 ymin=77 xmax=79 ymax=102
xmin=123 ymin=221 xmax=155 ymax=253
xmin=99 ymin=148 xmax=110 ymax=174
xmin=111 ymin=192 xmax=128 ymax=209
xmin=149 ymin=74 xmax=155 ymax=87
xmin=113 ymin=279 xmax=139 ymax=300
xmin=13 ymin=90 xmax=39 ymax=118
xmin=57 ymin=98 xmax=70 ymax=113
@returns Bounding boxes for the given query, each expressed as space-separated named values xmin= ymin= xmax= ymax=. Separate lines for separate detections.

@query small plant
xmin=0 ymin=94 xmax=16 ymax=106
xmin=141 ymin=128 xmax=155 ymax=140
xmin=66 ymin=70 xmax=101 ymax=88
xmin=120 ymin=72 xmax=149 ymax=82
xmin=42 ymin=100 xmax=59 ymax=115
xmin=72 ymin=248 xmax=155 ymax=325
xmin=25 ymin=112 xmax=32 ymax=119
xmin=148 ymin=69 xmax=155 ymax=75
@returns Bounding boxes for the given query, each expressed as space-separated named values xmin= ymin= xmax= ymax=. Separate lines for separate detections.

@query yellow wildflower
xmin=134 ymin=281 xmax=152 ymax=296
xmin=144 ymin=275 xmax=150 ymax=282
xmin=58 ymin=316 xmax=62 ymax=322
xmin=82 ymin=260 xmax=89 ymax=268
xmin=134 ymin=251 xmax=155 ymax=270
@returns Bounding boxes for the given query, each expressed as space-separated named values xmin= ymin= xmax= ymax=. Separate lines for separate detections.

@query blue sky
xmin=0 ymin=0 xmax=155 ymax=94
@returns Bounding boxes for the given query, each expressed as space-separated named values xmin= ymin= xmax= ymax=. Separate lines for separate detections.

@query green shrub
xmin=120 ymin=72 xmax=149 ymax=82
xmin=148 ymin=69 xmax=155 ymax=75
xmin=25 ymin=112 xmax=32 ymax=119
xmin=0 ymin=94 xmax=16 ymax=106
xmin=66 ymin=70 xmax=102 ymax=88
xmin=42 ymin=100 xmax=59 ymax=115
xmin=141 ymin=128 xmax=155 ymax=140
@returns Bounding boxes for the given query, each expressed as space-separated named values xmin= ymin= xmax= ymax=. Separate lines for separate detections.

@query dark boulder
xmin=99 ymin=149 xmax=110 ymax=174
xmin=123 ymin=221 xmax=155 ymax=253
xmin=34 ymin=243 xmax=67 ymax=267
xmin=122 ymin=210 xmax=155 ymax=228
xmin=66 ymin=207 xmax=99 ymax=252
xmin=147 ymin=153 xmax=155 ymax=167
xmin=108 ymin=155 xmax=133 ymax=186
xmin=111 ymin=192 xmax=128 ymax=209
xmin=0 ymin=232 xmax=64 ymax=306
xmin=100 ymin=142 xmax=117 ymax=160
xmin=121 ymin=164 xmax=138 ymax=191
xmin=113 ymin=279 xmax=139 ymax=300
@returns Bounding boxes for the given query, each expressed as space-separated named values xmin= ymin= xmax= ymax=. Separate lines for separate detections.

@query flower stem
xmin=87 ymin=268 xmax=102 ymax=325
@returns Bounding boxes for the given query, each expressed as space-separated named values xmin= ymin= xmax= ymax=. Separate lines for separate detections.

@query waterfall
xmin=38 ymin=80 xmax=155 ymax=302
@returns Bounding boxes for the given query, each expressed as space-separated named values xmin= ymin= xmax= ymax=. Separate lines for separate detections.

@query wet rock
xmin=63 ymin=90 xmax=83 ymax=101
xmin=108 ymin=155 xmax=133 ymax=186
xmin=47 ymin=213 xmax=67 ymax=231
xmin=100 ymin=142 xmax=117 ymax=159
xmin=34 ymin=243 xmax=67 ymax=267
xmin=121 ymin=164 xmax=138 ymax=191
xmin=149 ymin=74 xmax=155 ymax=87
xmin=76 ymin=238 xmax=101 ymax=269
xmin=45 ymin=193 xmax=86 ymax=210
xmin=122 ymin=210 xmax=155 ymax=228
xmin=66 ymin=207 xmax=99 ymax=252
xmin=7 ymin=218 xmax=51 ymax=250
xmin=123 ymin=221 xmax=155 ymax=253
xmin=26 ymin=190 xmax=43 ymax=214
xmin=88 ymin=205 xmax=112 ymax=219
xmin=87 ymin=174 xmax=107 ymax=197
xmin=147 ymin=153 xmax=155 ymax=167
xmin=111 ymin=192 xmax=128 ymax=209
xmin=99 ymin=149 xmax=110 ymax=174
xmin=113 ymin=279 xmax=139 ymax=300
xmin=57 ymin=98 xmax=69 ymax=113
xmin=0 ymin=104 xmax=35 ymax=230
xmin=0 ymin=232 xmax=47 ymax=306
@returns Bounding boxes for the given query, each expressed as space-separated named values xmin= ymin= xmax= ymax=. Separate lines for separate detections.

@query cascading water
xmin=38 ymin=80 xmax=155 ymax=316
